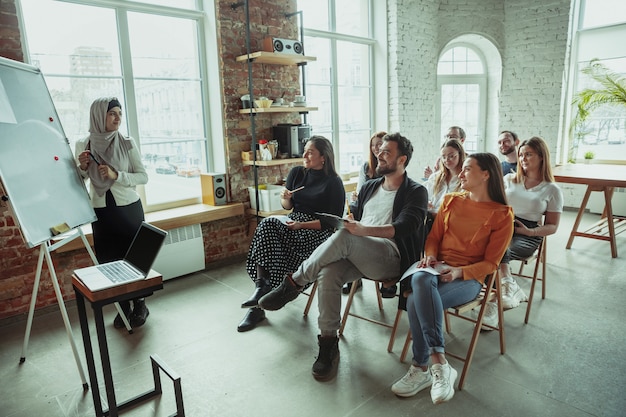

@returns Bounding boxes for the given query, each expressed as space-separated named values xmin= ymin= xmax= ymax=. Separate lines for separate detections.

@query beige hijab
xmin=86 ymin=97 xmax=133 ymax=197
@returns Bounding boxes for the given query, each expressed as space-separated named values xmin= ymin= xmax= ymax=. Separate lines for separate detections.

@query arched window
xmin=437 ymin=44 xmax=488 ymax=154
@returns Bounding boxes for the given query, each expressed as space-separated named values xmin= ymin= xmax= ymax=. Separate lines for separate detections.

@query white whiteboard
xmin=0 ymin=57 xmax=96 ymax=248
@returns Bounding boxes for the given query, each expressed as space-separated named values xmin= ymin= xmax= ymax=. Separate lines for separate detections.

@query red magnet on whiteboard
xmin=49 ymin=117 xmax=54 ymax=122
xmin=54 ymin=156 xmax=59 ymax=161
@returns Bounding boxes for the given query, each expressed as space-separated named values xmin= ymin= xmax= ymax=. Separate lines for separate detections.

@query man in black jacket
xmin=259 ymin=132 xmax=428 ymax=381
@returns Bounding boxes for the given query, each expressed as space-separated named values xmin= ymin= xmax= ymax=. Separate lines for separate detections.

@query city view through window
xmin=20 ymin=0 xmax=209 ymax=208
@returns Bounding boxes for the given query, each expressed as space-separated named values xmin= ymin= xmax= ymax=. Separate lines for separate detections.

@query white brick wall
xmin=386 ymin=0 xmax=571 ymax=183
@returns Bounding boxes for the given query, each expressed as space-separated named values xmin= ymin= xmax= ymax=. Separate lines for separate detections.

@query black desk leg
xmin=93 ymin=305 xmax=119 ymax=417
xmin=75 ymin=291 xmax=104 ymax=416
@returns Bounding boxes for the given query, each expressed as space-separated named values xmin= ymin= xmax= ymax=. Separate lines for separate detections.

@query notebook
xmin=74 ymin=222 xmax=167 ymax=292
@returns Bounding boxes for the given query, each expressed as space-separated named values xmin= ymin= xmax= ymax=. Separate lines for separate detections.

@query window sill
xmin=56 ymin=203 xmax=245 ymax=253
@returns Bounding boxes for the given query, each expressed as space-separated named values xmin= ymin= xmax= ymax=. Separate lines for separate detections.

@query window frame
xmin=18 ymin=0 xmax=225 ymax=212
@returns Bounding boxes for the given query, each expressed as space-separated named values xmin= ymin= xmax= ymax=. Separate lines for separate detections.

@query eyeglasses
xmin=444 ymin=135 xmax=460 ymax=140
xmin=441 ymin=153 xmax=459 ymax=161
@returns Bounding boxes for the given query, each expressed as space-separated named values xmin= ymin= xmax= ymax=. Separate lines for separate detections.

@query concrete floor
xmin=0 ymin=210 xmax=625 ymax=417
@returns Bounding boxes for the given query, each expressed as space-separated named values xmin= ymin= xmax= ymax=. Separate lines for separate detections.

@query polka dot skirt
xmin=246 ymin=211 xmax=334 ymax=289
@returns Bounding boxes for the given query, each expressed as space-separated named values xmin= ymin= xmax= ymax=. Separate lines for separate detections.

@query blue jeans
xmin=406 ymin=271 xmax=482 ymax=366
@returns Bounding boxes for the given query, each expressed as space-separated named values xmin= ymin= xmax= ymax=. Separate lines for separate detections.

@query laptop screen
xmin=124 ymin=222 xmax=167 ymax=275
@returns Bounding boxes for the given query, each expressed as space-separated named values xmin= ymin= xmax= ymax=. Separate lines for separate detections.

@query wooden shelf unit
xmin=235 ymin=51 xmax=316 ymax=66
xmin=242 ymin=158 xmax=303 ymax=166
xmin=239 ymin=106 xmax=317 ymax=114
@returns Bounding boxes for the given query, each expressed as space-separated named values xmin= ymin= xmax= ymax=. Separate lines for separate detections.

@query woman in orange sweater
xmin=391 ymin=153 xmax=513 ymax=405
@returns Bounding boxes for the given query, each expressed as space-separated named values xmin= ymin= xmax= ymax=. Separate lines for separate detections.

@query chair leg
xmin=387 ymin=309 xmax=403 ymax=353
xmin=338 ymin=278 xmax=360 ymax=336
xmin=541 ymin=239 xmax=547 ymax=299
xmin=524 ymin=240 xmax=545 ymax=324
xmin=303 ymin=281 xmax=318 ymax=317
xmin=400 ymin=331 xmax=412 ymax=363
xmin=375 ymin=282 xmax=384 ymax=311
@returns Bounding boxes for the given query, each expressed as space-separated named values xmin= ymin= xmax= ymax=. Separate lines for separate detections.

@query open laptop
xmin=74 ymin=222 xmax=167 ymax=292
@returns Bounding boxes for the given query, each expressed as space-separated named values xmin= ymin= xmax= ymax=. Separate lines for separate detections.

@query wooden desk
xmin=73 ymin=271 xmax=182 ymax=417
xmin=553 ymin=164 xmax=626 ymax=258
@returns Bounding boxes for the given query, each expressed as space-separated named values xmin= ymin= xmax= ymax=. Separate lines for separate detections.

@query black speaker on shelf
xmin=263 ymin=37 xmax=304 ymax=55
xmin=201 ymin=173 xmax=227 ymax=206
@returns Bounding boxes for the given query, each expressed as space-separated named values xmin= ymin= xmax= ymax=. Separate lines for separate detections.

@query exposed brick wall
xmin=217 ymin=0 xmax=307 ymax=204
xmin=0 ymin=0 xmax=23 ymax=61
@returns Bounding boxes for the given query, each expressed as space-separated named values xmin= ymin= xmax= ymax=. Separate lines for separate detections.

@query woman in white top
xmin=75 ymin=97 xmax=150 ymax=328
xmin=497 ymin=136 xmax=563 ymax=311
xmin=425 ymin=139 xmax=466 ymax=213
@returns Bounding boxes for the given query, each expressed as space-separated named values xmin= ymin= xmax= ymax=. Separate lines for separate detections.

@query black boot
xmin=258 ymin=274 xmax=302 ymax=311
xmin=241 ymin=280 xmax=272 ymax=308
xmin=237 ymin=307 xmax=266 ymax=332
xmin=113 ymin=300 xmax=131 ymax=328
xmin=312 ymin=335 xmax=340 ymax=381
xmin=130 ymin=298 xmax=149 ymax=327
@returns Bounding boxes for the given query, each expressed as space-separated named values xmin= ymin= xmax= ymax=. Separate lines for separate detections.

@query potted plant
xmin=584 ymin=151 xmax=595 ymax=163
xmin=570 ymin=59 xmax=626 ymax=162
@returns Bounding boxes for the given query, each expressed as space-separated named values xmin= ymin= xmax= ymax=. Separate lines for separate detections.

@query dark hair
xmin=449 ymin=126 xmax=466 ymax=139
xmin=433 ymin=139 xmax=466 ymax=195
xmin=515 ymin=136 xmax=555 ymax=183
xmin=499 ymin=130 xmax=519 ymax=142
xmin=382 ymin=132 xmax=413 ymax=167
xmin=467 ymin=153 xmax=507 ymax=205
xmin=306 ymin=135 xmax=337 ymax=177
xmin=367 ymin=131 xmax=387 ymax=178
xmin=107 ymin=98 xmax=122 ymax=112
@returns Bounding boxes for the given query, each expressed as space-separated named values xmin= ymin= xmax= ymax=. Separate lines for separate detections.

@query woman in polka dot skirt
xmin=238 ymin=136 xmax=346 ymax=332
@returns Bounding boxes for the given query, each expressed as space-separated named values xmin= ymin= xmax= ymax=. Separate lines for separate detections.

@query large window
xmin=564 ymin=0 xmax=626 ymax=163
xmin=437 ymin=45 xmax=487 ymax=154
xmin=19 ymin=0 xmax=214 ymax=210
xmin=297 ymin=0 xmax=377 ymax=174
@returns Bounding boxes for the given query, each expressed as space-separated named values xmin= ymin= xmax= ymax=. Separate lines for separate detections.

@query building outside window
xmin=19 ymin=0 xmax=213 ymax=210
xmin=297 ymin=0 xmax=376 ymax=175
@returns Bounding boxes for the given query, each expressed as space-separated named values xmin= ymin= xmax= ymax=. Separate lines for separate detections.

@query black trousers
xmin=92 ymin=190 xmax=145 ymax=264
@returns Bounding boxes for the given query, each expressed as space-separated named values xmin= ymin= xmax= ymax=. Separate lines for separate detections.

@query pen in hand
xmin=88 ymin=151 xmax=101 ymax=166
xmin=289 ymin=186 xmax=305 ymax=193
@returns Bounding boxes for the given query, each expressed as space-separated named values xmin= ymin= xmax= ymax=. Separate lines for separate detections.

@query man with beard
xmin=498 ymin=130 xmax=519 ymax=175
xmin=259 ymin=132 xmax=428 ymax=381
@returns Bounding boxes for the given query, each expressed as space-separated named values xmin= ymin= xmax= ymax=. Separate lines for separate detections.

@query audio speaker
xmin=262 ymin=37 xmax=304 ymax=55
xmin=201 ymin=173 xmax=227 ymax=206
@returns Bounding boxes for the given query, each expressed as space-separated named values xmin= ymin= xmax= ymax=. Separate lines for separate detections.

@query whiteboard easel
xmin=19 ymin=227 xmax=133 ymax=389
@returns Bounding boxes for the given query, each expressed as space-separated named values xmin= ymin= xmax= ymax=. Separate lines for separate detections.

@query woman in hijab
xmin=75 ymin=97 xmax=150 ymax=328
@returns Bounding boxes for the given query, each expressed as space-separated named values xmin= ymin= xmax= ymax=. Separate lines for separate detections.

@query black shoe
xmin=312 ymin=335 xmax=340 ymax=381
xmin=342 ymin=280 xmax=362 ymax=295
xmin=129 ymin=299 xmax=149 ymax=327
xmin=237 ymin=307 xmax=266 ymax=332
xmin=258 ymin=275 xmax=302 ymax=311
xmin=380 ymin=284 xmax=397 ymax=299
xmin=113 ymin=300 xmax=131 ymax=328
xmin=241 ymin=281 xmax=272 ymax=308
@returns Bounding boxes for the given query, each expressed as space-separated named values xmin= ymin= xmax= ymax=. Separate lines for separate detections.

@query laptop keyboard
xmin=97 ymin=262 xmax=142 ymax=283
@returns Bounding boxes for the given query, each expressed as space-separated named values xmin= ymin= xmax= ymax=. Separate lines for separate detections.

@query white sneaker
xmin=480 ymin=301 xmax=499 ymax=331
xmin=391 ymin=364 xmax=432 ymax=397
xmin=430 ymin=363 xmax=457 ymax=404
xmin=501 ymin=278 xmax=528 ymax=310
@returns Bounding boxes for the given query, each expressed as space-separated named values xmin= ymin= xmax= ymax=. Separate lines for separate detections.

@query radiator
xmin=152 ymin=224 xmax=205 ymax=280
xmin=588 ymin=187 xmax=626 ymax=216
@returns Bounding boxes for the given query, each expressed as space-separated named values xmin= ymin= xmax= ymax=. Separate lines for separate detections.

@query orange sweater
xmin=425 ymin=192 xmax=513 ymax=283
